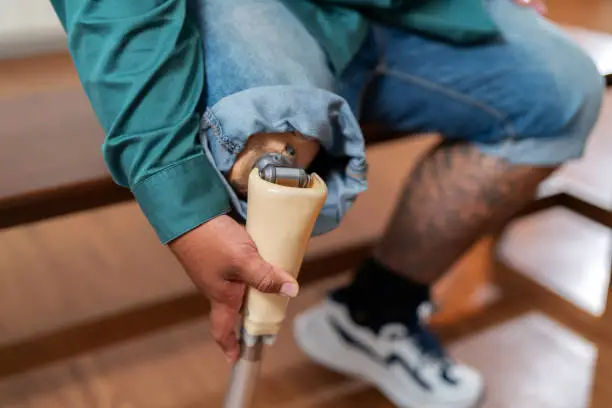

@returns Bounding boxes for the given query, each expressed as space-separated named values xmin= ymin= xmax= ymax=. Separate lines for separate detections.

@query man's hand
xmin=169 ymin=215 xmax=299 ymax=362
xmin=514 ymin=0 xmax=547 ymax=14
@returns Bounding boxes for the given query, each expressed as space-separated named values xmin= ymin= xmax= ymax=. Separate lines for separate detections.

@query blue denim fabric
xmin=338 ymin=0 xmax=604 ymax=165
xmin=193 ymin=0 xmax=368 ymax=235
xmin=193 ymin=0 xmax=604 ymax=235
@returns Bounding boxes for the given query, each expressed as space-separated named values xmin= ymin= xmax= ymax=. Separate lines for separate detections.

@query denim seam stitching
xmin=352 ymin=32 xmax=384 ymax=120
xmin=202 ymin=110 xmax=242 ymax=154
xmin=201 ymin=112 xmax=223 ymax=150
xmin=378 ymin=67 xmax=518 ymax=140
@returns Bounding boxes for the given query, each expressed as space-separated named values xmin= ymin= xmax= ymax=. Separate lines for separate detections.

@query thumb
xmin=240 ymin=257 xmax=299 ymax=297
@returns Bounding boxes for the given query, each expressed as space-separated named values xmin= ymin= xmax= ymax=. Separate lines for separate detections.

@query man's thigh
xmin=352 ymin=0 xmax=604 ymax=165
xmin=190 ymin=0 xmax=335 ymax=107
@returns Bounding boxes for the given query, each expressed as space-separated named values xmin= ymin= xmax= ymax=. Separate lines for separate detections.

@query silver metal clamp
xmin=253 ymin=150 xmax=311 ymax=188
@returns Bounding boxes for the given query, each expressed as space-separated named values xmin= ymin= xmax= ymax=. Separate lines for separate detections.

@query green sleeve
xmin=49 ymin=0 xmax=231 ymax=244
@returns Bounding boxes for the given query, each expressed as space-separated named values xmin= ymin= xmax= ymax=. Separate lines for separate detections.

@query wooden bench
xmin=1 ymin=27 xmax=611 ymax=378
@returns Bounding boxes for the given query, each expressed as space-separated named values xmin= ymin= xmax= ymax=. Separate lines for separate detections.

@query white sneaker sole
xmin=293 ymin=305 xmax=483 ymax=408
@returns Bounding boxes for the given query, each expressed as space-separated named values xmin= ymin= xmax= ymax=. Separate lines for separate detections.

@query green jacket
xmin=49 ymin=0 xmax=499 ymax=244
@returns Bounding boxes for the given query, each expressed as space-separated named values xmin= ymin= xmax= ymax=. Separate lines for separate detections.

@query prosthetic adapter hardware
xmin=253 ymin=146 xmax=311 ymax=189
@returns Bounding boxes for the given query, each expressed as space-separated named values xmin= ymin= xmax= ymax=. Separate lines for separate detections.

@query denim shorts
xmin=192 ymin=0 xmax=604 ymax=235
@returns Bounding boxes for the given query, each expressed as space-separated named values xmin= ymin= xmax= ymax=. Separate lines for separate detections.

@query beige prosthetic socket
xmin=243 ymin=168 xmax=327 ymax=336
xmin=230 ymin=132 xmax=326 ymax=337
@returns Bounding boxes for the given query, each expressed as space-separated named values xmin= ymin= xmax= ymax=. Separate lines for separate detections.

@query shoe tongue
xmin=417 ymin=302 xmax=436 ymax=322
xmin=375 ymin=301 xmax=434 ymax=329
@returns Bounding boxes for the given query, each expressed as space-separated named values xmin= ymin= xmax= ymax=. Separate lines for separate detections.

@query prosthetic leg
xmin=223 ymin=133 xmax=327 ymax=408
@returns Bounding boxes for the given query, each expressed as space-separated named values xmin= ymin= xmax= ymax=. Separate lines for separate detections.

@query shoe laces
xmin=382 ymin=303 xmax=450 ymax=366
xmin=412 ymin=325 xmax=447 ymax=361
xmin=413 ymin=303 xmax=447 ymax=361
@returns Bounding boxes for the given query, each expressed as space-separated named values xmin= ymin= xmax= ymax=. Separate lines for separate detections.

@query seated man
xmin=50 ymin=0 xmax=603 ymax=407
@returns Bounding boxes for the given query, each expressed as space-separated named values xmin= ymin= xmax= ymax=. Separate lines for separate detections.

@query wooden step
xmin=538 ymin=90 xmax=612 ymax=211
xmin=497 ymin=207 xmax=612 ymax=316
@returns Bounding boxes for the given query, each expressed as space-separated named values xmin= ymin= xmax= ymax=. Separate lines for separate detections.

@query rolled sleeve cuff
xmin=131 ymin=153 xmax=231 ymax=244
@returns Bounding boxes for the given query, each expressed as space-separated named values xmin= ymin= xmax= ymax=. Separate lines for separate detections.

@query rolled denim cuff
xmin=199 ymin=85 xmax=368 ymax=235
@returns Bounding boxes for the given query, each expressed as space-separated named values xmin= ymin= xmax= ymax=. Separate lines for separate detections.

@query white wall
xmin=0 ymin=0 xmax=67 ymax=59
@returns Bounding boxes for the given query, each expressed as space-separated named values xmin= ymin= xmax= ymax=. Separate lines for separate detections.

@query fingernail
xmin=280 ymin=282 xmax=299 ymax=297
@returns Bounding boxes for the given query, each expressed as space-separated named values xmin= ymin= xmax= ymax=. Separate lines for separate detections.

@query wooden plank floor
xmin=1 ymin=2 xmax=612 ymax=407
